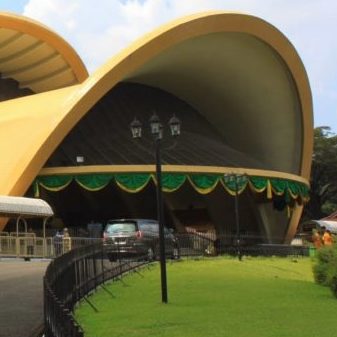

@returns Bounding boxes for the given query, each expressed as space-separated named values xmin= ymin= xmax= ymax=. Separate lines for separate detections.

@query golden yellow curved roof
xmin=0 ymin=11 xmax=313 ymax=200
xmin=0 ymin=12 xmax=88 ymax=92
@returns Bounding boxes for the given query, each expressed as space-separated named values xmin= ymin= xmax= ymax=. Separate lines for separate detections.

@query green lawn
xmin=75 ymin=257 xmax=337 ymax=337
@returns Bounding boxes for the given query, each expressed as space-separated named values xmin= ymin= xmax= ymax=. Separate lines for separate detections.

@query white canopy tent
xmin=313 ymin=220 xmax=337 ymax=234
xmin=300 ymin=220 xmax=337 ymax=235
xmin=0 ymin=195 xmax=54 ymax=238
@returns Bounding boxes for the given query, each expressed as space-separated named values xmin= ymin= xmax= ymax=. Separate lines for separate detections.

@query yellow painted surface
xmin=39 ymin=165 xmax=309 ymax=186
xmin=285 ymin=204 xmax=304 ymax=243
xmin=0 ymin=12 xmax=88 ymax=91
xmin=0 ymin=85 xmax=79 ymax=196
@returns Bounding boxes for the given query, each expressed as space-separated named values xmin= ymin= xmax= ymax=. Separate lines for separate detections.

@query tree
xmin=302 ymin=126 xmax=337 ymax=220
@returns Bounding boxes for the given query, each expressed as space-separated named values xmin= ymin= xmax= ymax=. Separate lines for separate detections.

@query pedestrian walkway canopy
xmin=0 ymin=196 xmax=54 ymax=237
xmin=301 ymin=220 xmax=337 ymax=235
xmin=0 ymin=195 xmax=54 ymax=218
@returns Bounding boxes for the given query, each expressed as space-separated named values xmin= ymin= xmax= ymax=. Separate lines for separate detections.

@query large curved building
xmin=0 ymin=11 xmax=312 ymax=243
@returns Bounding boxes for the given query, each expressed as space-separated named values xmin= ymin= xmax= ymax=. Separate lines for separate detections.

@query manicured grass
xmin=75 ymin=257 xmax=337 ymax=337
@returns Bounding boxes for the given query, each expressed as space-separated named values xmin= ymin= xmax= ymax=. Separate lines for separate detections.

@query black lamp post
xmin=223 ymin=173 xmax=247 ymax=261
xmin=130 ymin=112 xmax=181 ymax=303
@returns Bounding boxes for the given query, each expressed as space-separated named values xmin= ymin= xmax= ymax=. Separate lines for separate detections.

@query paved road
xmin=0 ymin=259 xmax=49 ymax=337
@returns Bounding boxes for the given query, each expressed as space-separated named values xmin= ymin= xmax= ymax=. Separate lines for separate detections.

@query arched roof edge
xmin=0 ymin=11 xmax=88 ymax=83
xmin=70 ymin=11 xmax=313 ymax=177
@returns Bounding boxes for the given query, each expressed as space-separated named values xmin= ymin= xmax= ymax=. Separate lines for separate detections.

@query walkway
xmin=0 ymin=258 xmax=49 ymax=337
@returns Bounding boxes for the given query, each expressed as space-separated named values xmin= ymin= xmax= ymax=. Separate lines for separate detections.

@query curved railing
xmin=44 ymin=243 xmax=147 ymax=337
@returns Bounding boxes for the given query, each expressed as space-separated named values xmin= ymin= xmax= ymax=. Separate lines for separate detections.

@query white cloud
xmin=23 ymin=0 xmax=337 ymax=130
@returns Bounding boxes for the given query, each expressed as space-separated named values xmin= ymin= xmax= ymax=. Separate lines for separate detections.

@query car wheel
xmin=147 ymin=247 xmax=154 ymax=261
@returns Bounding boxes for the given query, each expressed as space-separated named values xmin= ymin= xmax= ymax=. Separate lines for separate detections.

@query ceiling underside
xmin=0 ymin=27 xmax=82 ymax=93
xmin=126 ymin=32 xmax=303 ymax=175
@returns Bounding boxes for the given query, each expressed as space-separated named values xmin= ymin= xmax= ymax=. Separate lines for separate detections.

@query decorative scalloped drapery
xmin=33 ymin=173 xmax=309 ymax=203
xmin=115 ymin=173 xmax=152 ymax=193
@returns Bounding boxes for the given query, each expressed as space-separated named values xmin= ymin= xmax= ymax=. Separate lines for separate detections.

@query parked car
xmin=103 ymin=219 xmax=180 ymax=261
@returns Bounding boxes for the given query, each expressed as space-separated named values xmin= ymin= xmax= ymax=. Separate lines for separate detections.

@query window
xmin=106 ymin=222 xmax=136 ymax=233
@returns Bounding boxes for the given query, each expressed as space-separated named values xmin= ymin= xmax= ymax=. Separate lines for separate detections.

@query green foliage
xmin=321 ymin=201 xmax=337 ymax=215
xmin=330 ymin=275 xmax=337 ymax=298
xmin=312 ymin=247 xmax=337 ymax=285
xmin=313 ymin=262 xmax=329 ymax=285
xmin=303 ymin=126 xmax=337 ymax=220
xmin=75 ymin=258 xmax=337 ymax=337
xmin=313 ymin=246 xmax=337 ymax=298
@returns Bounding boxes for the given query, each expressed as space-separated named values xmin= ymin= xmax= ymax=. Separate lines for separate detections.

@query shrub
xmin=327 ymin=258 xmax=337 ymax=298
xmin=330 ymin=275 xmax=337 ymax=298
xmin=313 ymin=262 xmax=330 ymax=285
xmin=312 ymin=246 xmax=337 ymax=286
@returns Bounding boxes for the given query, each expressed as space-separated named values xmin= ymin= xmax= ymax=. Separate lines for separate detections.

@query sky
xmin=1 ymin=0 xmax=336 ymax=132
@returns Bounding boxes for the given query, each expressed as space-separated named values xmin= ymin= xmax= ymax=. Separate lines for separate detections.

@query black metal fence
xmin=44 ymin=234 xmax=310 ymax=337
xmin=177 ymin=233 xmax=310 ymax=258
xmin=44 ymin=243 xmax=147 ymax=337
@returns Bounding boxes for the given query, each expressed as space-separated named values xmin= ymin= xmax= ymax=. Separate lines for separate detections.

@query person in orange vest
xmin=322 ymin=229 xmax=333 ymax=246
xmin=312 ymin=229 xmax=322 ymax=249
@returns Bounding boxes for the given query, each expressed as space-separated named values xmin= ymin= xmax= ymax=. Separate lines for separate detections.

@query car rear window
xmin=105 ymin=222 xmax=136 ymax=233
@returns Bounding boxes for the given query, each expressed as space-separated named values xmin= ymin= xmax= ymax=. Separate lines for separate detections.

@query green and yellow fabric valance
xmin=34 ymin=173 xmax=309 ymax=202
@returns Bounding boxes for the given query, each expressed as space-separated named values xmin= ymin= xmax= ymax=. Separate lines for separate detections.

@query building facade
xmin=0 ymin=12 xmax=313 ymax=242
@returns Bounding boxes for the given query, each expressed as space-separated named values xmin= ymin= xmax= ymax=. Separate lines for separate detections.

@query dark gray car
xmin=103 ymin=219 xmax=180 ymax=261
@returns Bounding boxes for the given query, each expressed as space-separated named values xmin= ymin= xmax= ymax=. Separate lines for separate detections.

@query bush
xmin=312 ymin=245 xmax=337 ymax=297
xmin=313 ymin=262 xmax=330 ymax=285
xmin=330 ymin=275 xmax=337 ymax=298
xmin=327 ymin=258 xmax=337 ymax=298
xmin=312 ymin=246 xmax=337 ymax=285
